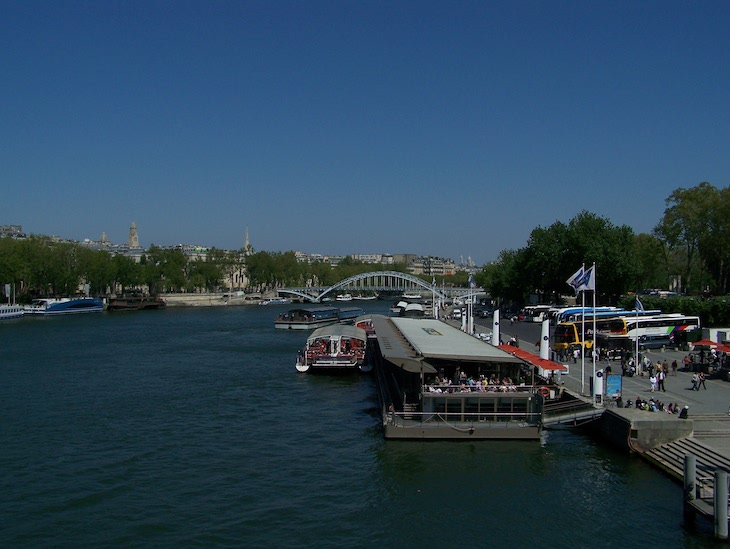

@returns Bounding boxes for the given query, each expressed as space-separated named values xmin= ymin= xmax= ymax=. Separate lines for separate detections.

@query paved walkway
xmin=459 ymin=314 xmax=730 ymax=453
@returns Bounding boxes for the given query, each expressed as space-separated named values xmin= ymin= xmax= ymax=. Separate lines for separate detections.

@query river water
xmin=0 ymin=302 xmax=717 ymax=546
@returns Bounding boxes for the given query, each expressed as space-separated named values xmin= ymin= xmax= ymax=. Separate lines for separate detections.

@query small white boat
xmin=335 ymin=294 xmax=353 ymax=301
xmin=259 ymin=298 xmax=292 ymax=306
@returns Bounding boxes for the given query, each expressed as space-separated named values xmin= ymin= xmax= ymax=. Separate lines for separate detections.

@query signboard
xmin=605 ymin=374 xmax=623 ymax=399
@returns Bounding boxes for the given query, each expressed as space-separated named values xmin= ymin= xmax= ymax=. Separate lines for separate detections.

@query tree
xmin=654 ymin=182 xmax=717 ymax=293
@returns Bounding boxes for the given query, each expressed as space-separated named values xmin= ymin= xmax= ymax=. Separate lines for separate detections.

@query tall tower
xmin=128 ymin=222 xmax=140 ymax=248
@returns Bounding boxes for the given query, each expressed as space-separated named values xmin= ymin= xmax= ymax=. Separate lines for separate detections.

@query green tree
xmin=654 ymin=182 xmax=717 ymax=293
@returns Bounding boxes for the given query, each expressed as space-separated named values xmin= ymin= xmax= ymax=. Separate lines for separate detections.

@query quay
xmin=467 ymin=312 xmax=730 ymax=539
xmin=364 ymin=307 xmax=730 ymax=537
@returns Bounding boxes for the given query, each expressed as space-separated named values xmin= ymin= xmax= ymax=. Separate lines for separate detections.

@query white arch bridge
xmin=277 ymin=270 xmax=483 ymax=303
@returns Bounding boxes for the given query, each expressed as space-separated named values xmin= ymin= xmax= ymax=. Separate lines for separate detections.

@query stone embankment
xmin=163 ymin=293 xmax=264 ymax=307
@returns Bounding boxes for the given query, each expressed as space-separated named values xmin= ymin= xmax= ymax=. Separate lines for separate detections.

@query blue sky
xmin=2 ymin=1 xmax=728 ymax=266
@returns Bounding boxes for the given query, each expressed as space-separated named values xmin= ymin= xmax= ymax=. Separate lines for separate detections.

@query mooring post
xmin=684 ymin=454 xmax=697 ymax=522
xmin=714 ymin=469 xmax=728 ymax=540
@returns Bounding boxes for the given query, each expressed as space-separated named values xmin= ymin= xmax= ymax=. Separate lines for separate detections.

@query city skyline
xmin=2 ymin=3 xmax=729 ymax=265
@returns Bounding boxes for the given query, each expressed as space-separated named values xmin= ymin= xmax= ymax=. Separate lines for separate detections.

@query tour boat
xmin=23 ymin=297 xmax=104 ymax=315
xmin=107 ymin=295 xmax=166 ymax=311
xmin=0 ymin=304 xmax=24 ymax=320
xmin=275 ymin=306 xmax=341 ymax=330
xmin=295 ymin=324 xmax=369 ymax=373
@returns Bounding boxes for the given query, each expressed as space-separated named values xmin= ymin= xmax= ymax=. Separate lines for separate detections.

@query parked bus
xmin=553 ymin=313 xmax=700 ymax=353
xmin=519 ymin=305 xmax=554 ymax=322
xmin=551 ymin=306 xmax=623 ymax=323
xmin=607 ymin=314 xmax=700 ymax=347
xmin=563 ymin=308 xmax=662 ymax=323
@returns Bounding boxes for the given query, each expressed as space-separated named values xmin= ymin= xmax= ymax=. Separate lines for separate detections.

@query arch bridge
xmin=278 ymin=270 xmax=482 ymax=303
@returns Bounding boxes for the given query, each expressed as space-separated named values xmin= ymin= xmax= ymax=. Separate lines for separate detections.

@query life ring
xmin=539 ymin=386 xmax=550 ymax=398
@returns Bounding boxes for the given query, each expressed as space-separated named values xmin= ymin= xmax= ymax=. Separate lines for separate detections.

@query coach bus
xmin=552 ymin=313 xmax=700 ymax=353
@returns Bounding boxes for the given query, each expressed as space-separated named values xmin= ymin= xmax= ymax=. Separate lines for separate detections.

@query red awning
xmin=497 ymin=344 xmax=568 ymax=371
xmin=692 ymin=339 xmax=718 ymax=348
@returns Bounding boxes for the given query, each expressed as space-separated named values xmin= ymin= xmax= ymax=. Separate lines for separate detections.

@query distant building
xmin=127 ymin=222 xmax=140 ymax=248
xmin=0 ymin=225 xmax=25 ymax=238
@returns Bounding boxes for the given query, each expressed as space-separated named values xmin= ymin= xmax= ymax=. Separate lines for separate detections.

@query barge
xmin=369 ymin=315 xmax=545 ymax=440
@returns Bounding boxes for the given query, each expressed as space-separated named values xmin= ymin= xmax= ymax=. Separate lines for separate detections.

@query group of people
xmin=427 ymin=374 xmax=522 ymax=394
xmin=625 ymin=397 xmax=688 ymax=417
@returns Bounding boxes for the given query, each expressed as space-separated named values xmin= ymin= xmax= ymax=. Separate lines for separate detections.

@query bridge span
xmin=278 ymin=270 xmax=483 ymax=303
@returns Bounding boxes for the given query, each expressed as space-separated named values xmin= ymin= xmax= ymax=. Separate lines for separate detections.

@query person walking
xmin=691 ymin=372 xmax=699 ymax=391
xmin=671 ymin=359 xmax=678 ymax=376
xmin=698 ymin=371 xmax=707 ymax=390
xmin=650 ymin=373 xmax=657 ymax=393
xmin=657 ymin=369 xmax=666 ymax=392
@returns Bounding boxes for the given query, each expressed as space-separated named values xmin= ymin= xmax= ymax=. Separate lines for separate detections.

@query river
xmin=0 ymin=302 xmax=716 ymax=546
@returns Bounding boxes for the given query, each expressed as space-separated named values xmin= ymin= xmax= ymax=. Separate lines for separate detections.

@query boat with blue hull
xmin=23 ymin=297 xmax=104 ymax=315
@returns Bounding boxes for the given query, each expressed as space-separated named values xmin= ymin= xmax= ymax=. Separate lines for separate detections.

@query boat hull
xmin=24 ymin=298 xmax=104 ymax=315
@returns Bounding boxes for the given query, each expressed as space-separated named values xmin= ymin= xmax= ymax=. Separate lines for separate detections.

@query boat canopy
xmin=388 ymin=316 xmax=524 ymax=365
xmin=496 ymin=344 xmax=568 ymax=371
xmin=308 ymin=324 xmax=367 ymax=343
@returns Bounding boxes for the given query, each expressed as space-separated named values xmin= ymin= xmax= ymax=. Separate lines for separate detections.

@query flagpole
xmin=580 ymin=263 xmax=585 ymax=395
xmin=592 ymin=262 xmax=597 ymax=405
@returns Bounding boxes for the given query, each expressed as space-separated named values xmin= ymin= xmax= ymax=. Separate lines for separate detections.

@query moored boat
xmin=259 ymin=297 xmax=292 ymax=306
xmin=0 ymin=304 xmax=24 ymax=320
xmin=23 ymin=297 xmax=104 ymax=315
xmin=335 ymin=293 xmax=353 ymax=301
xmin=295 ymin=324 xmax=368 ymax=373
xmin=274 ymin=306 xmax=365 ymax=330
xmin=275 ymin=306 xmax=341 ymax=330
xmin=107 ymin=295 xmax=166 ymax=311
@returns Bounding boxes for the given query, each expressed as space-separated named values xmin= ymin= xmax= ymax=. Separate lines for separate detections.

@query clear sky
xmin=2 ymin=1 xmax=728 ymax=266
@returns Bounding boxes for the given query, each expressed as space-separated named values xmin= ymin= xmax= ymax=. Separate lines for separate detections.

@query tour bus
xmin=562 ymin=308 xmax=662 ymax=323
xmin=608 ymin=314 xmax=700 ymax=345
xmin=519 ymin=305 xmax=553 ymax=322
xmin=551 ymin=306 xmax=623 ymax=324
xmin=552 ymin=313 xmax=700 ymax=353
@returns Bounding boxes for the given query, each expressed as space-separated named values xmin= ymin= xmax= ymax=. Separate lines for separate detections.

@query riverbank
xmin=162 ymin=292 xmax=264 ymax=306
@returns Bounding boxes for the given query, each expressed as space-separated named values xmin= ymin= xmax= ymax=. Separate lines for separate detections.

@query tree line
xmin=2 ymin=181 xmax=727 ymax=312
xmin=477 ymin=182 xmax=730 ymax=304
xmin=0 ymin=237 xmax=424 ymax=301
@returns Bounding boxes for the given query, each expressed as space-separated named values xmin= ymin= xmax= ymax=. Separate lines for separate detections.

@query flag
xmin=566 ymin=266 xmax=585 ymax=293
xmin=432 ymin=277 xmax=436 ymax=287
xmin=583 ymin=265 xmax=595 ymax=291
xmin=635 ymin=296 xmax=644 ymax=312
xmin=468 ymin=274 xmax=476 ymax=289
xmin=566 ymin=265 xmax=595 ymax=293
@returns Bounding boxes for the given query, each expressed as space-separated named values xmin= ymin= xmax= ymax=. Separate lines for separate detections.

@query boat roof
xmin=370 ymin=315 xmax=523 ymax=373
xmin=288 ymin=306 xmax=339 ymax=313
xmin=308 ymin=324 xmax=367 ymax=341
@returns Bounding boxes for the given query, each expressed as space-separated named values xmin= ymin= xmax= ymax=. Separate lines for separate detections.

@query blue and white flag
xmin=566 ymin=265 xmax=595 ymax=293
xmin=468 ymin=274 xmax=476 ymax=289
xmin=635 ymin=296 xmax=644 ymax=312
